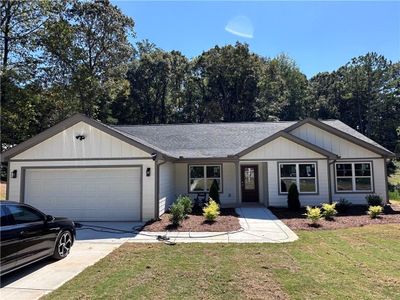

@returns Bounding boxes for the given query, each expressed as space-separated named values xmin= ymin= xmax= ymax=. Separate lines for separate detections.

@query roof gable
xmin=1 ymin=114 xmax=160 ymax=161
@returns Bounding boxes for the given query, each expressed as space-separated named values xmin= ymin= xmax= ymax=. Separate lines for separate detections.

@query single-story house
xmin=1 ymin=114 xmax=395 ymax=221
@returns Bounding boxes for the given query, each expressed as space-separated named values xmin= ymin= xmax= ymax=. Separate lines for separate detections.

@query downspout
xmin=154 ymin=154 xmax=167 ymax=220
xmin=383 ymin=157 xmax=389 ymax=205
xmin=328 ymin=158 xmax=338 ymax=204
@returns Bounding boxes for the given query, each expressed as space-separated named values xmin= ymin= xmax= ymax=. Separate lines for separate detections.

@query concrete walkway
xmin=0 ymin=242 xmax=118 ymax=300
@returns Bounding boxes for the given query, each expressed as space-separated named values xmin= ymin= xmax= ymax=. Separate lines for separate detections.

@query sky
xmin=112 ymin=1 xmax=400 ymax=78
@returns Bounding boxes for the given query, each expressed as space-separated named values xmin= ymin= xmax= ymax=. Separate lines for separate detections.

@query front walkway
xmin=73 ymin=207 xmax=298 ymax=243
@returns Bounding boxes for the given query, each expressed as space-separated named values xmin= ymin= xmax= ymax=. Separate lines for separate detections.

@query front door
xmin=241 ymin=165 xmax=259 ymax=202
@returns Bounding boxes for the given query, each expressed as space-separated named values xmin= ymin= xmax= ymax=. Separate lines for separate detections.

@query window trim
xmin=188 ymin=164 xmax=223 ymax=193
xmin=334 ymin=161 xmax=374 ymax=193
xmin=278 ymin=161 xmax=319 ymax=195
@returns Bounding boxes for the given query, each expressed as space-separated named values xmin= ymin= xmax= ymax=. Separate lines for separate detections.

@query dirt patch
xmin=142 ymin=208 xmax=241 ymax=232
xmin=270 ymin=204 xmax=400 ymax=231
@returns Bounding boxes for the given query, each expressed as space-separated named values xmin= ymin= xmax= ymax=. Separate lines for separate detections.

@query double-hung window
xmin=279 ymin=162 xmax=317 ymax=194
xmin=335 ymin=162 xmax=372 ymax=192
xmin=189 ymin=165 xmax=222 ymax=192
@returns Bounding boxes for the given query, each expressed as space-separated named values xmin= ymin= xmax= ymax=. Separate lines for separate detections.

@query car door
xmin=0 ymin=205 xmax=19 ymax=275
xmin=6 ymin=204 xmax=54 ymax=268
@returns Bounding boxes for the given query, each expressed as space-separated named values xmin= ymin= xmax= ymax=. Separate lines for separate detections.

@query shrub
xmin=287 ymin=183 xmax=301 ymax=211
xmin=321 ymin=203 xmax=338 ymax=220
xmin=366 ymin=194 xmax=383 ymax=207
xmin=169 ymin=202 xmax=185 ymax=226
xmin=368 ymin=205 xmax=383 ymax=219
xmin=209 ymin=179 xmax=220 ymax=204
xmin=336 ymin=198 xmax=352 ymax=213
xmin=305 ymin=206 xmax=322 ymax=225
xmin=203 ymin=199 xmax=220 ymax=222
xmin=176 ymin=195 xmax=193 ymax=216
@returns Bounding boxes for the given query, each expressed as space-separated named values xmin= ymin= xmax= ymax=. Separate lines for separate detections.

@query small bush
xmin=203 ymin=199 xmax=220 ymax=222
xmin=209 ymin=179 xmax=220 ymax=204
xmin=169 ymin=202 xmax=185 ymax=226
xmin=366 ymin=194 xmax=383 ymax=206
xmin=336 ymin=198 xmax=352 ymax=213
xmin=305 ymin=206 xmax=322 ymax=225
xmin=287 ymin=183 xmax=301 ymax=211
xmin=368 ymin=205 xmax=383 ymax=219
xmin=176 ymin=195 xmax=193 ymax=216
xmin=321 ymin=203 xmax=338 ymax=220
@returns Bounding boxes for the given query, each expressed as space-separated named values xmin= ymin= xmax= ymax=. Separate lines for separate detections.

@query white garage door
xmin=24 ymin=167 xmax=141 ymax=221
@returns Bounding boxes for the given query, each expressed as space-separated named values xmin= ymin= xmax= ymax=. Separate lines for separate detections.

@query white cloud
xmin=225 ymin=15 xmax=254 ymax=39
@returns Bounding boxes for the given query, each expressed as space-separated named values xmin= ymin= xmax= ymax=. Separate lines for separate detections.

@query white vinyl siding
xmin=13 ymin=122 xmax=149 ymax=160
xmin=159 ymin=162 xmax=175 ymax=216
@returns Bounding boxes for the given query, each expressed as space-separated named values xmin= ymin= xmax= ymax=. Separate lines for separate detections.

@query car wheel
xmin=53 ymin=230 xmax=73 ymax=260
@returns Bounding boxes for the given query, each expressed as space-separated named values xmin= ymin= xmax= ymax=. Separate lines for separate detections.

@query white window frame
xmin=335 ymin=162 xmax=373 ymax=193
xmin=278 ymin=162 xmax=318 ymax=194
xmin=188 ymin=165 xmax=222 ymax=193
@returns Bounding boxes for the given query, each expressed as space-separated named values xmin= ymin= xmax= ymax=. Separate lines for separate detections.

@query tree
xmin=208 ymin=179 xmax=220 ymax=204
xmin=40 ymin=0 xmax=135 ymax=119
xmin=193 ymin=42 xmax=261 ymax=122
xmin=287 ymin=183 xmax=300 ymax=211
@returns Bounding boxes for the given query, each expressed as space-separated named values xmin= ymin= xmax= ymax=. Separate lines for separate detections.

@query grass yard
xmin=45 ymin=224 xmax=400 ymax=300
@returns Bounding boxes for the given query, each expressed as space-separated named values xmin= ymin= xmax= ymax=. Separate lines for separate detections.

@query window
xmin=279 ymin=162 xmax=317 ymax=194
xmin=189 ymin=165 xmax=222 ymax=192
xmin=335 ymin=162 xmax=372 ymax=192
xmin=7 ymin=205 xmax=44 ymax=224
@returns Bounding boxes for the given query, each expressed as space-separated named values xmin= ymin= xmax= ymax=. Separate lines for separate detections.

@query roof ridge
xmin=112 ymin=120 xmax=303 ymax=127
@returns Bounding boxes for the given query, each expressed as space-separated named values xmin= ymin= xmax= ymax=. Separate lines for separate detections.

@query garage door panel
xmin=24 ymin=167 xmax=141 ymax=221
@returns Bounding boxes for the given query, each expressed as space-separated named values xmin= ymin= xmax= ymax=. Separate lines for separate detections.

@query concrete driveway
xmin=0 ymin=222 xmax=142 ymax=300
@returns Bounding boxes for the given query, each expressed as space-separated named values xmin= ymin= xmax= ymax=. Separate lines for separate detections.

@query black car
xmin=0 ymin=201 xmax=76 ymax=276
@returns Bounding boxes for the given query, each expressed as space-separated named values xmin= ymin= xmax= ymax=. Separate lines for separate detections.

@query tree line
xmin=1 ymin=0 xmax=399 ymax=154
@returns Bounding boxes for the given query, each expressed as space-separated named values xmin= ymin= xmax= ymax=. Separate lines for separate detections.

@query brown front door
xmin=241 ymin=165 xmax=259 ymax=202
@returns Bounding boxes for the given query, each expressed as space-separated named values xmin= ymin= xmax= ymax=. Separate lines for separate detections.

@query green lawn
xmin=45 ymin=224 xmax=400 ymax=300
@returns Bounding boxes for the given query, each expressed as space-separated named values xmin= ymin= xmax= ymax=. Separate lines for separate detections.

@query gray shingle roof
xmin=112 ymin=120 xmax=391 ymax=158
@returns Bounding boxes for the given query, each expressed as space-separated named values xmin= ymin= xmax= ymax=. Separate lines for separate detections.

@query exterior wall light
xmin=146 ymin=168 xmax=151 ymax=177
xmin=11 ymin=170 xmax=17 ymax=178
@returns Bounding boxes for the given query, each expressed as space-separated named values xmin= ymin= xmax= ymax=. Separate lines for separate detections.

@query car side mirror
xmin=46 ymin=215 xmax=55 ymax=222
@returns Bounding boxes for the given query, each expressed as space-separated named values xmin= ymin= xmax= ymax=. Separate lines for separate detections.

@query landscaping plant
xmin=169 ymin=202 xmax=185 ymax=226
xmin=366 ymin=194 xmax=383 ymax=206
xmin=287 ymin=183 xmax=301 ymax=211
xmin=368 ymin=205 xmax=383 ymax=219
xmin=209 ymin=179 xmax=220 ymax=204
xmin=203 ymin=199 xmax=220 ymax=222
xmin=336 ymin=198 xmax=352 ymax=213
xmin=321 ymin=203 xmax=338 ymax=220
xmin=305 ymin=206 xmax=322 ymax=226
xmin=177 ymin=195 xmax=193 ymax=217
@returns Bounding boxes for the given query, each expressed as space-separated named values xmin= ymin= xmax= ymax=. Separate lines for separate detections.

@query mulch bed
xmin=270 ymin=203 xmax=400 ymax=231
xmin=142 ymin=208 xmax=241 ymax=232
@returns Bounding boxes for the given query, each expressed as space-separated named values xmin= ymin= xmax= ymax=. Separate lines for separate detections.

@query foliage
xmin=1 ymin=0 xmax=399 ymax=163
xmin=208 ymin=179 xmax=220 ymax=204
xmin=366 ymin=194 xmax=383 ymax=206
xmin=287 ymin=183 xmax=301 ymax=211
xmin=367 ymin=206 xmax=383 ymax=219
xmin=203 ymin=199 xmax=220 ymax=222
xmin=321 ymin=203 xmax=338 ymax=220
xmin=169 ymin=202 xmax=185 ymax=226
xmin=305 ymin=206 xmax=322 ymax=225
xmin=176 ymin=195 xmax=193 ymax=216
xmin=336 ymin=198 xmax=352 ymax=213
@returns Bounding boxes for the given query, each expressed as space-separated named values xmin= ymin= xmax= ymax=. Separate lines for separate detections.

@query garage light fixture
xmin=146 ymin=168 xmax=151 ymax=177
xmin=75 ymin=134 xmax=86 ymax=141
xmin=11 ymin=170 xmax=17 ymax=178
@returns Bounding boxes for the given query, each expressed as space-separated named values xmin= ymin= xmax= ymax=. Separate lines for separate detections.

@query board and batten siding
xmin=158 ymin=162 xmax=175 ymax=215
xmin=174 ymin=162 xmax=237 ymax=206
xmin=13 ymin=121 xmax=149 ymax=160
xmin=8 ymin=121 xmax=157 ymax=221
xmin=290 ymin=123 xmax=378 ymax=158
xmin=240 ymin=136 xmax=329 ymax=207
xmin=240 ymin=137 xmax=325 ymax=160
xmin=290 ymin=123 xmax=387 ymax=204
